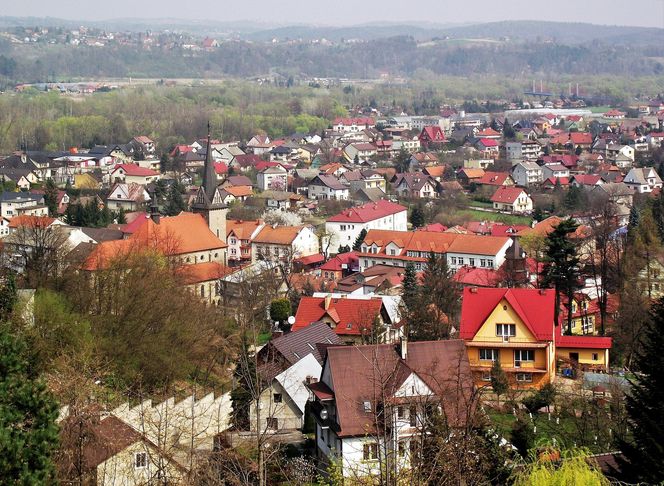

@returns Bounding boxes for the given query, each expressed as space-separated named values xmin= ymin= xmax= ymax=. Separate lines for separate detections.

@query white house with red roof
xmin=491 ymin=186 xmax=533 ymax=214
xmin=332 ymin=117 xmax=375 ymax=133
xmin=110 ymin=164 xmax=160 ymax=185
xmin=325 ymin=200 xmax=407 ymax=251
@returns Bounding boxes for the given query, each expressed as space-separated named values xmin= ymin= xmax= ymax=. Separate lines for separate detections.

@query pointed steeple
xmin=202 ymin=121 xmax=217 ymax=203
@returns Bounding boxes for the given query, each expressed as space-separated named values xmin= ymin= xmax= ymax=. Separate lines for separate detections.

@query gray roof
xmin=0 ymin=191 xmax=44 ymax=203
xmin=270 ymin=321 xmax=341 ymax=367
xmin=311 ymin=175 xmax=346 ymax=190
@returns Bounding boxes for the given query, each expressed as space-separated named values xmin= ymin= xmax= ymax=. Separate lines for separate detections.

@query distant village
xmin=2 ymin=94 xmax=664 ymax=484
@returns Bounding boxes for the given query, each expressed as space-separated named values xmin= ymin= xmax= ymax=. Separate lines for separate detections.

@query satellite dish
xmin=320 ymin=409 xmax=328 ymax=421
xmin=287 ymin=316 xmax=296 ymax=325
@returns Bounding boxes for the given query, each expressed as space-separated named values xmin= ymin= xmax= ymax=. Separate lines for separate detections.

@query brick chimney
xmin=324 ymin=295 xmax=332 ymax=310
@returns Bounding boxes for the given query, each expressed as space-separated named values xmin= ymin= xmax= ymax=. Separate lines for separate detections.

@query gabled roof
xmin=319 ymin=251 xmax=360 ymax=272
xmin=8 ymin=215 xmax=56 ymax=228
xmin=310 ymin=175 xmax=346 ymax=190
xmin=328 ymin=200 xmax=406 ymax=223
xmin=253 ymin=225 xmax=306 ymax=245
xmin=292 ymin=296 xmax=384 ymax=336
xmin=459 ymin=287 xmax=555 ymax=341
xmin=227 ymin=219 xmax=263 ymax=239
xmin=476 ymin=171 xmax=512 ymax=186
xmin=477 ymin=138 xmax=499 ymax=148
xmin=270 ymin=321 xmax=341 ymax=368
xmin=112 ymin=164 xmax=158 ymax=177
xmin=223 ymin=185 xmax=253 ymax=197
xmin=490 ymin=186 xmax=527 ymax=204
xmin=571 ymin=174 xmax=602 ymax=186
xmin=323 ymin=340 xmax=473 ymax=437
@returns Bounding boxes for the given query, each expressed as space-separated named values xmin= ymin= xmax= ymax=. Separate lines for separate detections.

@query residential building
xmin=325 ymin=200 xmax=407 ymax=250
xmin=106 ymin=182 xmax=151 ymax=212
xmin=459 ymin=287 xmax=611 ymax=389
xmin=340 ymin=170 xmax=386 ymax=193
xmin=463 ymin=159 xmax=494 ymax=170
xmin=292 ymin=295 xmax=397 ymax=344
xmin=357 ymin=229 xmax=512 ymax=272
xmin=418 ymin=126 xmax=446 ymax=149
xmin=252 ymin=225 xmax=320 ymax=266
xmin=0 ymin=192 xmax=47 ymax=219
xmin=226 ymin=219 xmax=265 ymax=264
xmin=505 ymin=141 xmax=541 ymax=161
xmin=511 ymin=162 xmax=543 ymax=188
xmin=110 ymin=164 xmax=160 ymax=185
xmin=257 ymin=165 xmax=288 ymax=191
xmin=308 ymin=340 xmax=473 ymax=479
xmin=623 ymin=167 xmax=663 ymax=194
xmin=474 ymin=171 xmax=515 ymax=188
xmin=541 ymin=164 xmax=570 ymax=181
xmin=333 ymin=117 xmax=375 ymax=133
xmin=391 ymin=173 xmax=438 ymax=199
xmin=308 ymin=175 xmax=349 ymax=200
xmin=343 ymin=143 xmax=377 ymax=163
xmin=490 ymin=187 xmax=533 ymax=213
xmin=251 ymin=322 xmax=341 ymax=433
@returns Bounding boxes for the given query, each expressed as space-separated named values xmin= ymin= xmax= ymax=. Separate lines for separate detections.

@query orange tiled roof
xmin=224 ymin=185 xmax=253 ymax=197
xmin=179 ymin=261 xmax=232 ymax=284
xmin=253 ymin=225 xmax=305 ymax=245
xmin=227 ymin=219 xmax=263 ymax=239
xmin=8 ymin=215 xmax=56 ymax=228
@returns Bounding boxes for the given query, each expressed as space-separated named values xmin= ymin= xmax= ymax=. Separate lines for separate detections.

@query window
xmin=516 ymin=373 xmax=532 ymax=383
xmin=266 ymin=417 xmax=278 ymax=429
xmin=458 ymin=258 xmax=464 ymax=265
xmin=496 ymin=324 xmax=516 ymax=337
xmin=592 ymin=353 xmax=599 ymax=361
xmin=469 ymin=258 xmax=475 ymax=266
xmin=363 ymin=442 xmax=378 ymax=461
xmin=409 ymin=406 xmax=417 ymax=427
xmin=340 ymin=225 xmax=346 ymax=231
xmin=451 ymin=257 xmax=457 ymax=265
xmin=481 ymin=372 xmax=491 ymax=382
xmin=273 ymin=393 xmax=282 ymax=403
xmin=480 ymin=259 xmax=486 ymax=267
xmin=135 ymin=452 xmax=147 ymax=469
xmin=200 ymin=285 xmax=205 ymax=298
xmin=363 ymin=400 xmax=372 ymax=413
xmin=397 ymin=406 xmax=405 ymax=419
xmin=479 ymin=349 xmax=498 ymax=361
xmin=514 ymin=349 xmax=535 ymax=362
xmin=389 ymin=249 xmax=396 ymax=256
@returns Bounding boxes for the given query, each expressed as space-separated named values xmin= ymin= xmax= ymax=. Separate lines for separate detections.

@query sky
xmin=4 ymin=0 xmax=664 ymax=28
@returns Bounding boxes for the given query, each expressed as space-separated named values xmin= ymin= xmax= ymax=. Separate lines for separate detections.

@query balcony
xmin=469 ymin=359 xmax=548 ymax=373
xmin=466 ymin=337 xmax=549 ymax=347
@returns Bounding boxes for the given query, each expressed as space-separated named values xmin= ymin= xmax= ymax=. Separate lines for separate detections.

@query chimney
xmin=324 ymin=295 xmax=332 ymax=310
xmin=399 ymin=335 xmax=408 ymax=360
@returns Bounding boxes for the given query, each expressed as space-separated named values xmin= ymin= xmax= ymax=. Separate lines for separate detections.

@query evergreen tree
xmin=0 ymin=273 xmax=17 ymax=321
xmin=116 ymin=208 xmax=127 ymax=225
xmin=352 ymin=228 xmax=367 ymax=251
xmin=164 ymin=183 xmax=187 ymax=216
xmin=0 ymin=328 xmax=59 ymax=482
xmin=511 ymin=416 xmax=535 ymax=458
xmin=410 ymin=204 xmax=425 ymax=228
xmin=490 ymin=359 xmax=509 ymax=407
xmin=394 ymin=147 xmax=410 ymax=173
xmin=541 ymin=218 xmax=581 ymax=334
xmin=43 ymin=179 xmax=58 ymax=217
xmin=401 ymin=263 xmax=419 ymax=310
xmin=621 ymin=299 xmax=664 ymax=484
xmin=532 ymin=207 xmax=544 ymax=222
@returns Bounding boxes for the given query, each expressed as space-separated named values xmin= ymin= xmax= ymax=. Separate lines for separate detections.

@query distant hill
xmin=245 ymin=20 xmax=664 ymax=45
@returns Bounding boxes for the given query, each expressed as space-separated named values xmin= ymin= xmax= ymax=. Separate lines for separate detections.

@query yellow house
xmin=459 ymin=287 xmax=612 ymax=390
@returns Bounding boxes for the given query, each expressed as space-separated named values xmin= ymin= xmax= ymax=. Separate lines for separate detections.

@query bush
xmin=511 ymin=416 xmax=535 ymax=458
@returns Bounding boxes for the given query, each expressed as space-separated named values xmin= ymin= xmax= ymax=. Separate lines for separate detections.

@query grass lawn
xmin=456 ymin=208 xmax=532 ymax=226
xmin=587 ymin=106 xmax=613 ymax=114
xmin=486 ymin=409 xmax=613 ymax=454
xmin=467 ymin=200 xmax=493 ymax=209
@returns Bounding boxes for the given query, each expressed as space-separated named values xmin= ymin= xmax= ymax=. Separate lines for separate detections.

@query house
xmin=0 ymin=192 xmax=47 ymax=220
xmin=226 ymin=219 xmax=265 ymax=264
xmin=391 ymin=173 xmax=438 ymax=199
xmin=418 ymin=126 xmax=446 ymax=149
xmin=334 ymin=264 xmax=406 ymax=295
xmin=246 ymin=135 xmax=273 ymax=155
xmin=474 ymin=171 xmax=515 ymax=188
xmin=106 ymin=183 xmax=151 ymax=212
xmin=257 ymin=165 xmax=288 ymax=191
xmin=606 ymin=144 xmax=634 ymax=165
xmin=57 ymin=414 xmax=184 ymax=485
xmin=110 ymin=164 xmax=160 ymax=185
xmin=490 ymin=186 xmax=533 ymax=214
xmin=475 ymin=127 xmax=501 ymax=139
xmin=131 ymin=135 xmax=156 ymax=155
xmin=457 ymin=168 xmax=485 ymax=186
xmin=340 ymin=170 xmax=386 ymax=193
xmin=358 ymin=229 xmax=512 ymax=272
xmin=308 ymin=340 xmax=474 ymax=479
xmin=541 ymin=164 xmax=570 ymax=181
xmin=0 ymin=167 xmax=38 ymax=190
xmin=251 ymin=225 xmax=320 ymax=266
xmin=333 ymin=117 xmax=375 ymax=133
xmin=218 ymin=185 xmax=253 ymax=204
xmin=230 ymin=154 xmax=263 ymax=172
xmin=603 ymin=109 xmax=626 ymax=120
xmin=591 ymin=183 xmax=633 ymax=225
xmin=568 ymin=132 xmax=593 ymax=150
xmin=291 ymin=295 xmax=397 ymax=344
xmin=319 ymin=252 xmax=361 ymax=281
xmin=459 ymin=287 xmax=611 ymax=389
xmin=511 ymin=162 xmax=543 ymax=188
xmin=325 ymin=200 xmax=408 ymax=251
xmin=463 ymin=159 xmax=494 ymax=170
xmin=646 ymin=132 xmax=664 ymax=149
xmin=343 ymin=143 xmax=377 ymax=163
xmin=623 ymin=167 xmax=663 ymax=194
xmin=570 ymin=174 xmax=604 ymax=188
xmin=505 ymin=141 xmax=541 ymax=161
xmin=475 ymin=138 xmax=499 ymax=154
xmin=251 ymin=322 xmax=341 ymax=433
xmin=308 ymin=175 xmax=349 ymax=200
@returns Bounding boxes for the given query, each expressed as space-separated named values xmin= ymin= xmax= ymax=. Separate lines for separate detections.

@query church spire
xmin=202 ymin=121 xmax=217 ymax=202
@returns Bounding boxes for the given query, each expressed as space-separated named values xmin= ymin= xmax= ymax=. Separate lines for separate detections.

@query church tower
xmin=191 ymin=123 xmax=228 ymax=243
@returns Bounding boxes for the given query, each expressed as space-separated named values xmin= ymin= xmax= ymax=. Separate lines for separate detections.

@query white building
xmin=623 ymin=167 xmax=663 ymax=194
xmin=511 ymin=161 xmax=543 ymax=188
xmin=325 ymin=200 xmax=407 ymax=251
xmin=257 ymin=165 xmax=288 ymax=191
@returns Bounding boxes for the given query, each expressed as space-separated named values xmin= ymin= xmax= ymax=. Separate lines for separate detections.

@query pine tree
xmin=410 ymin=204 xmax=425 ymax=228
xmin=620 ymin=300 xmax=664 ymax=483
xmin=164 ymin=183 xmax=187 ymax=216
xmin=542 ymin=218 xmax=582 ymax=334
xmin=0 ymin=328 xmax=59 ymax=482
xmin=401 ymin=263 xmax=419 ymax=311
xmin=352 ymin=228 xmax=367 ymax=251
xmin=43 ymin=179 xmax=58 ymax=217
xmin=490 ymin=359 xmax=509 ymax=407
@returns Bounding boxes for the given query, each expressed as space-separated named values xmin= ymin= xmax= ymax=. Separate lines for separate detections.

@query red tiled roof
xmin=214 ymin=162 xmax=228 ymax=175
xmin=572 ymin=174 xmax=602 ymax=186
xmin=477 ymin=138 xmax=499 ymax=148
xmin=452 ymin=267 xmax=502 ymax=287
xmin=320 ymin=251 xmax=360 ymax=272
xmin=295 ymin=253 xmax=325 ymax=265
xmin=543 ymin=177 xmax=570 ymax=187
xmin=420 ymin=126 xmax=446 ymax=142
xmin=490 ymin=186 xmax=527 ymax=204
xmin=292 ymin=296 xmax=383 ymax=336
xmin=569 ymin=132 xmax=593 ymax=145
xmin=459 ymin=287 xmax=555 ymax=341
xmin=476 ymin=127 xmax=501 ymax=137
xmin=328 ymin=200 xmax=406 ymax=223
xmin=476 ymin=171 xmax=511 ymax=186
xmin=112 ymin=164 xmax=158 ymax=177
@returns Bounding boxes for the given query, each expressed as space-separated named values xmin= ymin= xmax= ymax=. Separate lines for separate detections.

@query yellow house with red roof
xmin=459 ymin=287 xmax=612 ymax=389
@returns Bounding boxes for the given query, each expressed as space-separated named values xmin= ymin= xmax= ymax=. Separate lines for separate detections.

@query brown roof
xmin=253 ymin=225 xmax=306 ymax=245
xmin=324 ymin=340 xmax=474 ymax=437
xmin=227 ymin=219 xmax=263 ymax=239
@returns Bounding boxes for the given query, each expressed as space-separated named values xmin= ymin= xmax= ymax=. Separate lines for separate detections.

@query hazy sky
xmin=5 ymin=0 xmax=664 ymax=28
